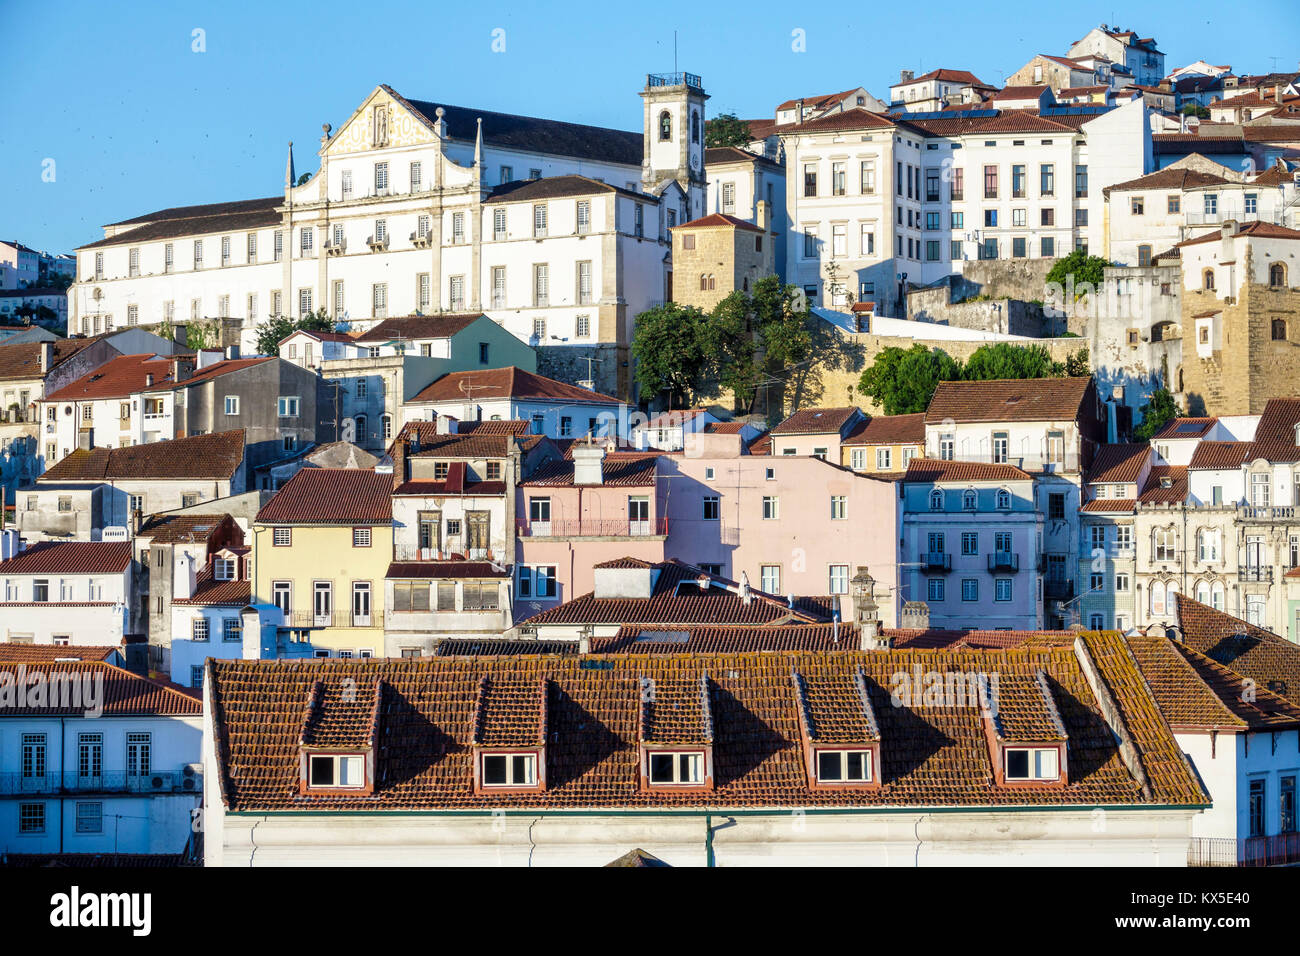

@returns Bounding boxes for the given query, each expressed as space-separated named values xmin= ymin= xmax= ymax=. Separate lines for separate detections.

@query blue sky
xmin=3 ymin=0 xmax=1297 ymax=254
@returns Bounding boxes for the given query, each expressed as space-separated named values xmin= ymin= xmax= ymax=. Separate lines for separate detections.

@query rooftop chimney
xmin=572 ymin=442 xmax=606 ymax=485
xmin=900 ymin=69 xmax=914 ymax=84
xmin=37 ymin=341 xmax=53 ymax=374
xmin=900 ymin=600 xmax=931 ymax=631
xmin=738 ymin=571 xmax=752 ymax=606
xmin=851 ymin=567 xmax=891 ymax=650
xmin=144 ymin=373 xmax=154 ymax=387
xmin=172 ymin=357 xmax=191 ymax=383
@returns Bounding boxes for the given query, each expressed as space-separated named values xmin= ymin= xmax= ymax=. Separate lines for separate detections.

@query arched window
xmin=962 ymin=489 xmax=977 ymax=511
xmin=929 ymin=489 xmax=944 ymax=511
xmin=1211 ymin=581 xmax=1225 ymax=611
xmin=1150 ymin=580 xmax=1166 ymax=615
xmin=1273 ymin=318 xmax=1287 ymax=341
xmin=707 ymin=274 xmax=716 ymax=291
xmin=996 ymin=488 xmax=1012 ymax=510
xmin=1195 ymin=580 xmax=1211 ymax=605
xmin=659 ymin=110 xmax=672 ymax=142
xmin=699 ymin=274 xmax=709 ymax=291
xmin=355 ymin=414 xmax=367 ymax=443
xmin=1271 ymin=263 xmax=1287 ymax=288
xmin=691 ymin=110 xmax=700 ymax=144
xmin=1203 ymin=269 xmax=1215 ymax=291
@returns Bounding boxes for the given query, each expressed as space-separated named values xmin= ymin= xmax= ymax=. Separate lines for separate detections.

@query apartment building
xmin=0 ymin=540 xmax=133 ymax=646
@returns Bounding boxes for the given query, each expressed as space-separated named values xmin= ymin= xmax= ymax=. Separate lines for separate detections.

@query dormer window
xmin=1004 ymin=747 xmax=1060 ymax=782
xmin=996 ymin=488 xmax=1012 ymax=510
xmin=308 ymin=753 xmax=366 ymax=789
xmin=214 ymin=558 xmax=235 ymax=581
xmin=962 ymin=489 xmax=977 ymax=511
xmin=816 ymin=749 xmax=873 ymax=783
xmin=647 ymin=751 xmax=705 ymax=785
xmin=929 ymin=489 xmax=944 ymax=511
xmin=480 ymin=752 xmax=538 ymax=787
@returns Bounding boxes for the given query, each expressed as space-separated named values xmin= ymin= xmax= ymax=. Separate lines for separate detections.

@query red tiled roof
xmin=677 ymin=213 xmax=763 ymax=233
xmin=206 ymin=631 xmax=1207 ymax=811
xmin=255 ymin=468 xmax=392 ymax=525
xmin=776 ymin=88 xmax=863 ymax=111
xmin=136 ymin=513 xmax=238 ymax=545
xmin=173 ymin=567 xmax=251 ymax=606
xmin=404 ymin=433 xmax=515 ymax=459
xmin=702 ymin=421 xmax=749 ymax=434
xmin=45 ymin=353 xmax=175 ymax=401
xmin=1150 ymin=417 xmax=1217 ymax=440
xmin=1188 ymin=441 xmax=1254 ymax=470
xmin=392 ymin=479 xmax=507 ymax=497
xmin=353 ymin=313 xmax=483 ymax=343
xmin=1138 ymin=465 xmax=1187 ymax=504
xmin=784 ymin=108 xmax=896 ymax=134
xmin=0 ymin=541 xmax=132 ymax=575
xmin=0 ymin=643 xmax=121 ymax=663
xmin=408 ymin=367 xmax=618 ymax=406
xmin=0 ymin=661 xmax=201 ymax=716
xmin=1175 ymin=221 xmax=1300 ymax=247
xmin=1103 ymin=168 xmax=1230 ymax=196
xmin=1253 ymin=398 xmax=1300 ymax=442
xmin=143 ymin=357 xmax=274 ymax=392
xmin=39 ymin=430 xmax=245 ymax=482
xmin=904 ymin=458 xmax=1031 ymax=482
xmin=842 ymin=413 xmax=925 ymax=446
xmin=0 ymin=338 xmax=96 ymax=382
xmin=1087 ymin=443 xmax=1150 ymax=483
xmin=1080 ymin=498 xmax=1137 ymax=513
xmin=1175 ymin=594 xmax=1300 ymax=707
xmin=454 ymin=419 xmax=532 ymax=436
xmin=770 ymin=406 xmax=861 ymax=436
xmin=902 ymin=68 xmax=990 ymax=87
xmin=989 ymin=85 xmax=1050 ymax=100
xmin=925 ymin=377 xmax=1092 ymax=424
xmin=521 ymin=453 xmax=660 ymax=487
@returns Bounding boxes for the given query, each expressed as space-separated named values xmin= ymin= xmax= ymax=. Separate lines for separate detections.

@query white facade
xmin=0 ymin=565 xmax=131 ymax=645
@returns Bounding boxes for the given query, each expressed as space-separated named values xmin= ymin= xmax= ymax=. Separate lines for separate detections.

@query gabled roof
xmin=770 ymin=406 xmax=861 ymax=436
xmin=40 ymin=430 xmax=245 ymax=482
xmin=784 ymin=108 xmax=897 ymax=134
xmin=174 ymin=563 xmax=251 ymax=607
xmin=924 ymin=377 xmax=1093 ymax=424
xmin=255 ymin=468 xmax=392 ymax=525
xmin=352 ymin=313 xmax=483 ymax=344
xmin=1150 ymin=417 xmax=1218 ymax=440
xmin=1175 ymin=222 xmax=1300 ymax=247
xmin=0 ymin=661 xmax=201 ymax=716
xmin=44 ymin=353 xmax=175 ymax=402
xmin=0 ymin=338 xmax=96 ymax=382
xmin=79 ymin=198 xmax=283 ymax=251
xmin=0 ymin=541 xmax=131 ymax=575
xmin=407 ymin=367 xmax=618 ymax=406
xmin=704 ymin=146 xmax=781 ymax=170
xmin=1188 ymin=440 xmax=1255 ymax=470
xmin=1087 ymin=443 xmax=1150 ymax=483
xmin=904 ymin=459 xmax=1032 ymax=483
xmin=989 ymin=85 xmax=1050 ymax=101
xmin=483 ymin=175 xmax=650 ymax=204
xmin=841 ymin=413 xmax=925 ymax=446
xmin=205 ymin=631 xmax=1207 ymax=811
xmin=776 ymin=88 xmax=864 ymax=111
xmin=898 ymin=68 xmax=990 ymax=87
xmin=521 ymin=453 xmax=659 ymax=488
xmin=1103 ymin=167 xmax=1231 ymax=195
xmin=1138 ymin=465 xmax=1187 ymax=504
xmin=676 ymin=213 xmax=762 ymax=232
xmin=142 ymin=357 xmax=275 ymax=393
xmin=1175 ymin=594 xmax=1300 ymax=707
xmin=0 ymin=643 xmax=121 ymax=663
xmin=136 ymin=513 xmax=234 ymax=544
xmin=1253 ymin=398 xmax=1300 ymax=442
xmin=403 ymin=433 xmax=515 ymax=459
xmin=392 ymin=87 xmax=642 ymax=166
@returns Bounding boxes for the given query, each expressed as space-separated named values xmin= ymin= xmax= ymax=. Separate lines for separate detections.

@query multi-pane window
xmin=995 ymin=579 xmax=1013 ymax=602
xmin=410 ymin=161 xmax=422 ymax=192
xmin=860 ymin=161 xmax=876 ymax=194
xmin=576 ymin=200 xmax=590 ymax=234
xmin=493 ymin=208 xmax=507 ymax=241
xmin=928 ymin=578 xmax=944 ymax=601
xmin=374 ymin=162 xmax=388 ymax=192
xmin=761 ymin=565 xmax=781 ymax=593
xmin=983 ymin=165 xmax=998 ymax=198
xmin=577 ymin=261 xmax=593 ymax=304
xmin=76 ymin=802 xmax=103 ymax=834
xmin=126 ymin=732 xmax=151 ymax=777
xmin=576 ymin=315 xmax=590 ymax=338
xmin=372 ymin=283 xmax=387 ymax=318
xmin=193 ymin=239 xmax=204 ymax=267
xmin=830 ymin=496 xmax=846 ymax=520
xmin=829 ymin=565 xmax=849 ymax=594
xmin=962 ymin=578 xmax=978 ymax=601
xmin=19 ymin=803 xmax=44 ymax=833
xmin=961 ymin=532 xmax=978 ymax=555
xmin=1039 ymin=164 xmax=1055 ymax=196
xmin=274 ymin=231 xmax=284 ymax=262
xmin=491 ymin=267 xmax=506 ymax=308
xmin=449 ymin=276 xmax=465 ymax=311
xmin=192 ymin=618 xmax=210 ymax=641
xmin=22 ymin=734 xmax=45 ymax=778
xmin=533 ymin=204 xmax=548 ymax=238
xmin=533 ymin=264 xmax=548 ymax=307
xmin=78 ymin=733 xmax=103 ymax=779
xmin=803 ymin=163 xmax=817 ymax=197
xmin=831 ymin=162 xmax=846 ymax=196
xmin=762 ymin=496 xmax=779 ymax=520
xmin=452 ymin=212 xmax=465 ymax=244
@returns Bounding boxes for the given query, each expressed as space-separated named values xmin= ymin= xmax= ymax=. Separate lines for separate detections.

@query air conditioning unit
xmin=410 ymin=231 xmax=432 ymax=249
xmin=128 ymin=771 xmax=175 ymax=793
xmin=180 ymin=763 xmax=203 ymax=791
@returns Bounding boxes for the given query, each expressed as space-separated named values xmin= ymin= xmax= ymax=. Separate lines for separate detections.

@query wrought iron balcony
xmin=516 ymin=517 xmax=668 ymax=538
xmin=1189 ymin=834 xmax=1300 ymax=867
xmin=920 ymin=551 xmax=951 ymax=571
xmin=1239 ymin=566 xmax=1273 ymax=583
xmin=989 ymin=552 xmax=1020 ymax=572
xmin=647 ymin=72 xmax=703 ymax=90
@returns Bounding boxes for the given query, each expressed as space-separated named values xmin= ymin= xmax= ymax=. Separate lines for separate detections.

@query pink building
xmin=660 ymin=433 xmax=902 ymax=626
xmin=514 ymin=445 xmax=668 ymax=619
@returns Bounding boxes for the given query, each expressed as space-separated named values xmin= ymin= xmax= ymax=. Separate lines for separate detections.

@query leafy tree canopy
xmin=704 ymin=113 xmax=753 ymax=149
xmin=631 ymin=302 xmax=715 ymax=406
xmin=1046 ymin=249 xmax=1110 ymax=297
xmin=858 ymin=343 xmax=962 ymax=415
xmin=1132 ymin=387 xmax=1180 ymax=441
xmin=254 ymin=309 xmax=336 ymax=357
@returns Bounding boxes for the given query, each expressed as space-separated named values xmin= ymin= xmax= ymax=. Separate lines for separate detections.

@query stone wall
xmin=536 ymin=342 xmax=626 ymax=402
xmin=951 ymin=259 xmax=1060 ymax=303
xmin=907 ymin=286 xmax=1063 ymax=337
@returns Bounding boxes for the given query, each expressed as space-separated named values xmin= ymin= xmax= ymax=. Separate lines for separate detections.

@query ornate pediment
xmin=324 ymin=86 xmax=437 ymax=157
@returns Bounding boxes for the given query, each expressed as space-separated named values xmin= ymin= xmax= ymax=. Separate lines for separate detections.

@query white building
xmin=1067 ymin=25 xmax=1165 ymax=88
xmin=0 ymin=659 xmax=202 ymax=859
xmin=202 ymin=637 xmax=1207 ymax=866
xmin=70 ymin=74 xmax=711 ymax=399
xmin=0 ymin=540 xmax=133 ymax=646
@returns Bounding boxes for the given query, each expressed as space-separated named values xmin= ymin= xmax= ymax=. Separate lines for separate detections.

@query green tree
xmin=1132 ymin=388 xmax=1180 ymax=441
xmin=253 ymin=308 xmax=336 ymax=356
xmin=632 ymin=302 xmax=714 ymax=406
xmin=296 ymin=172 xmax=312 ymax=186
xmin=1046 ymin=249 xmax=1109 ymax=299
xmin=704 ymin=114 xmax=753 ymax=149
xmin=858 ymin=343 xmax=962 ymax=415
xmin=1179 ymin=103 xmax=1210 ymax=118
xmin=706 ymin=290 xmax=760 ymax=408
xmin=1064 ymin=346 xmax=1090 ymax=378
xmin=963 ymin=342 xmax=1060 ymax=381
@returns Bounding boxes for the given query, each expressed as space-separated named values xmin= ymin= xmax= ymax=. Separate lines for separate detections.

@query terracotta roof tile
xmin=0 ymin=661 xmax=201 ymax=716
xmin=842 ymin=412 xmax=925 ymax=446
xmin=1138 ymin=465 xmax=1187 ymax=504
xmin=1175 ymin=221 xmax=1300 ymax=247
xmin=386 ymin=561 xmax=509 ymax=579
xmin=521 ymin=453 xmax=659 ymax=488
xmin=255 ymin=468 xmax=392 ymax=525
xmin=40 ymin=430 xmax=245 ymax=482
xmin=1188 ymin=440 xmax=1254 ymax=470
xmin=408 ymin=367 xmax=618 ymax=406
xmin=45 ymin=353 xmax=176 ymax=401
xmin=770 ymin=406 xmax=861 ymax=436
xmin=925 ymin=377 xmax=1093 ymax=424
xmin=904 ymin=458 xmax=1031 ymax=482
xmin=0 ymin=541 xmax=132 ymax=575
xmin=0 ymin=643 xmax=121 ymax=663
xmin=0 ymin=339 xmax=96 ymax=382
xmin=207 ymin=632 xmax=1206 ymax=811
xmin=677 ymin=213 xmax=763 ymax=232
xmin=1088 ymin=443 xmax=1150 ymax=482
xmin=1080 ymin=498 xmax=1137 ymax=513
xmin=1175 ymin=594 xmax=1300 ymax=707
xmin=1150 ymin=417 xmax=1218 ymax=440
xmin=353 ymin=313 xmax=482 ymax=344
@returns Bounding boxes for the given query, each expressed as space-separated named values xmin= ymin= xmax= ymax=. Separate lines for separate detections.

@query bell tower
xmin=640 ymin=72 xmax=708 ymax=220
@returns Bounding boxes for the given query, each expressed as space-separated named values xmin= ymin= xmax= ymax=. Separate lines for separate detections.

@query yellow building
xmin=671 ymin=213 xmax=773 ymax=311
xmin=252 ymin=467 xmax=393 ymax=657
xmin=840 ymin=412 xmax=926 ymax=476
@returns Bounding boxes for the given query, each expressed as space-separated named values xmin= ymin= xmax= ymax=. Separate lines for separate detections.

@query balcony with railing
xmin=1239 ymin=565 xmax=1273 ymax=583
xmin=393 ymin=544 xmax=497 ymax=562
xmin=1188 ymin=834 xmax=1300 ymax=867
xmin=920 ymin=552 xmax=951 ymax=571
xmin=1238 ymin=505 xmax=1295 ymax=521
xmin=516 ymin=517 xmax=669 ymax=539
xmin=0 ymin=770 xmax=200 ymax=795
xmin=1044 ymin=578 xmax=1075 ymax=600
xmin=989 ymin=552 xmax=1020 ymax=572
xmin=280 ymin=610 xmax=376 ymax=629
